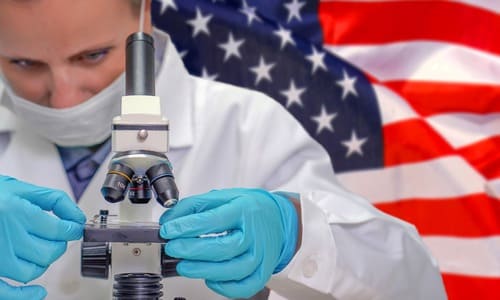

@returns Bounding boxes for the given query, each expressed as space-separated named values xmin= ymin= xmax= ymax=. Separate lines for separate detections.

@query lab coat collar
xmin=0 ymin=30 xmax=195 ymax=149
xmin=153 ymin=29 xmax=195 ymax=149
xmin=0 ymin=72 xmax=19 ymax=132
xmin=0 ymin=96 xmax=17 ymax=132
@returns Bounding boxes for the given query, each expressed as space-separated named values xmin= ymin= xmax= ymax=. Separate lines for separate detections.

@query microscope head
xmin=100 ymin=32 xmax=178 ymax=208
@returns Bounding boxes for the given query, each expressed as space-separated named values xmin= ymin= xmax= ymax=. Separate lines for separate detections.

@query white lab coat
xmin=0 ymin=32 xmax=447 ymax=300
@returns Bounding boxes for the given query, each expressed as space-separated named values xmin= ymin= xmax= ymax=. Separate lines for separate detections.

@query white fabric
xmin=0 ymin=32 xmax=447 ymax=300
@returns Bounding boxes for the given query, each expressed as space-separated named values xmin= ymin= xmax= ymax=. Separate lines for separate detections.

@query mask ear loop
xmin=139 ymin=0 xmax=146 ymax=32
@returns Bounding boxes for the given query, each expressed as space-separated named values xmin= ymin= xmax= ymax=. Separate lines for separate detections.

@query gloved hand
xmin=0 ymin=176 xmax=86 ymax=300
xmin=159 ymin=188 xmax=299 ymax=299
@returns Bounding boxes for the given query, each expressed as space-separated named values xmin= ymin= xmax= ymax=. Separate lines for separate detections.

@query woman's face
xmin=0 ymin=0 xmax=147 ymax=108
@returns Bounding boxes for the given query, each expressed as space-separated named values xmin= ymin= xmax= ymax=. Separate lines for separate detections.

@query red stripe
xmin=383 ymin=119 xmax=454 ymax=166
xmin=384 ymin=81 xmax=500 ymax=117
xmin=458 ymin=136 xmax=500 ymax=180
xmin=375 ymin=194 xmax=500 ymax=237
xmin=384 ymin=119 xmax=499 ymax=179
xmin=318 ymin=1 xmax=500 ymax=55
xmin=442 ymin=273 xmax=500 ymax=300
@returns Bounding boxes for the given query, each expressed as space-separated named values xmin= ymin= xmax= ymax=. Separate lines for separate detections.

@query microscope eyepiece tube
xmin=126 ymin=32 xmax=155 ymax=96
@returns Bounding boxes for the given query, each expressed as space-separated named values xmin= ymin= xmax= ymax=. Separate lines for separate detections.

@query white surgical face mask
xmin=0 ymin=74 xmax=124 ymax=147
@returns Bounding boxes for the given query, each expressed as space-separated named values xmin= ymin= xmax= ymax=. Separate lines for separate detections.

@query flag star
xmin=160 ymin=0 xmax=177 ymax=14
xmin=284 ymin=0 xmax=306 ymax=23
xmin=311 ymin=106 xmax=337 ymax=135
xmin=187 ymin=8 xmax=213 ymax=38
xmin=250 ymin=56 xmax=276 ymax=85
xmin=337 ymin=69 xmax=358 ymax=100
xmin=341 ymin=130 xmax=368 ymax=158
xmin=201 ymin=67 xmax=219 ymax=81
xmin=218 ymin=33 xmax=245 ymax=62
xmin=281 ymin=80 xmax=306 ymax=108
xmin=274 ymin=25 xmax=295 ymax=49
xmin=306 ymin=47 xmax=327 ymax=74
xmin=240 ymin=0 xmax=261 ymax=26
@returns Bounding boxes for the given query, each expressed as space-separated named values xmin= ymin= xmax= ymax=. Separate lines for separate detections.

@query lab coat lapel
xmin=0 ymin=123 xmax=72 ymax=196
xmin=0 ymin=120 xmax=118 ymax=219
xmin=154 ymin=30 xmax=194 ymax=149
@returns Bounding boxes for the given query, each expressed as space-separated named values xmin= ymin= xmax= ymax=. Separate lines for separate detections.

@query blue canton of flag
xmin=152 ymin=0 xmax=383 ymax=173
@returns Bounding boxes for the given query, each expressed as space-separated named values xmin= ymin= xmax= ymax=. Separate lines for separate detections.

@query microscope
xmin=80 ymin=32 xmax=181 ymax=299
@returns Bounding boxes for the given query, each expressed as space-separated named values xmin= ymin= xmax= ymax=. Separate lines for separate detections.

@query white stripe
xmin=486 ymin=178 xmax=500 ymax=199
xmin=372 ymin=83 xmax=419 ymax=125
xmin=426 ymin=113 xmax=500 ymax=149
xmin=319 ymin=0 xmax=500 ymax=14
xmin=325 ymin=41 xmax=500 ymax=84
xmin=424 ymin=236 xmax=500 ymax=277
xmin=451 ymin=0 xmax=500 ymax=13
xmin=336 ymin=156 xmax=485 ymax=203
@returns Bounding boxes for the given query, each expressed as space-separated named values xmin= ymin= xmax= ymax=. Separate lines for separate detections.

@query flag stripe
xmin=424 ymin=236 xmax=500 ymax=277
xmin=373 ymin=84 xmax=419 ymax=125
xmin=336 ymin=156 xmax=485 ymax=203
xmin=384 ymin=120 xmax=500 ymax=178
xmin=325 ymin=42 xmax=500 ymax=84
xmin=442 ymin=273 xmax=500 ymax=300
xmin=318 ymin=1 xmax=500 ymax=55
xmin=427 ymin=113 xmax=500 ymax=149
xmin=458 ymin=137 xmax=500 ymax=180
xmin=320 ymin=0 xmax=500 ymax=15
xmin=448 ymin=0 xmax=500 ymax=13
xmin=383 ymin=119 xmax=454 ymax=166
xmin=376 ymin=195 xmax=500 ymax=236
xmin=384 ymin=81 xmax=500 ymax=116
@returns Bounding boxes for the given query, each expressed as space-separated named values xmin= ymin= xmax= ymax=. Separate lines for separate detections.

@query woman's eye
xmin=81 ymin=49 xmax=110 ymax=64
xmin=10 ymin=59 xmax=41 ymax=69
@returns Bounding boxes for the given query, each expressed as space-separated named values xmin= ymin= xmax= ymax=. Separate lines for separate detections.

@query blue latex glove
xmin=0 ymin=176 xmax=86 ymax=300
xmin=159 ymin=188 xmax=298 ymax=299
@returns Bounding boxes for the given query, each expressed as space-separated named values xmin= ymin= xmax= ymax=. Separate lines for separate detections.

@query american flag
xmin=152 ymin=0 xmax=500 ymax=299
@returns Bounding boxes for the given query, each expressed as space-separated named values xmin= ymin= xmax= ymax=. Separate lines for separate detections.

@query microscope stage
xmin=84 ymin=222 xmax=165 ymax=243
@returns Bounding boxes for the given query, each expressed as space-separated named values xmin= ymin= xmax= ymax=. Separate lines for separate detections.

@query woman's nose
xmin=48 ymin=69 xmax=91 ymax=108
